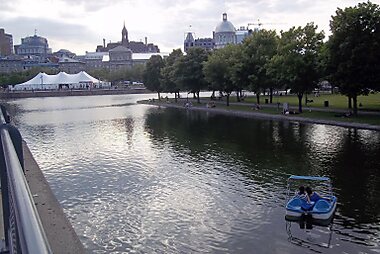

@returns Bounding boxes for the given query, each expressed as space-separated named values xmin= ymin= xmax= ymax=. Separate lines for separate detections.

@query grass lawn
xmin=230 ymin=92 xmax=380 ymax=111
xmin=216 ymin=102 xmax=380 ymax=125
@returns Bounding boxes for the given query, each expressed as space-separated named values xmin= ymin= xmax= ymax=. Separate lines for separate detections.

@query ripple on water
xmin=7 ymin=95 xmax=380 ymax=254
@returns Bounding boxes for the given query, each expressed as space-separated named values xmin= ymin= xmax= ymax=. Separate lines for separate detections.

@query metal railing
xmin=0 ymin=105 xmax=52 ymax=254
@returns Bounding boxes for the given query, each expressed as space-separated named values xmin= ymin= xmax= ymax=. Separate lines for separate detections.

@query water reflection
xmin=1 ymin=95 xmax=379 ymax=253
xmin=144 ymin=107 xmax=380 ymax=253
xmin=286 ymin=220 xmax=334 ymax=253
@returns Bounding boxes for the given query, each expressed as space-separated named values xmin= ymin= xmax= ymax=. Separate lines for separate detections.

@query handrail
xmin=0 ymin=107 xmax=52 ymax=253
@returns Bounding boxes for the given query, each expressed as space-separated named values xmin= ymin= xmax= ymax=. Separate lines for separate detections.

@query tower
xmin=184 ymin=32 xmax=195 ymax=53
xmin=122 ymin=21 xmax=129 ymax=46
xmin=0 ymin=28 xmax=13 ymax=56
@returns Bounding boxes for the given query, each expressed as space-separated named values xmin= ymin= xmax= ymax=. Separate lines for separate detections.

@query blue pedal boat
xmin=285 ymin=175 xmax=337 ymax=223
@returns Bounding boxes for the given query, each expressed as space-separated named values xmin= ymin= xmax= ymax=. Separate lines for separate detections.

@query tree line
xmin=143 ymin=1 xmax=380 ymax=115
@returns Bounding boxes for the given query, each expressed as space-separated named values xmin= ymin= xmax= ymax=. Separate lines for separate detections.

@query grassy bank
xmin=141 ymin=98 xmax=380 ymax=128
xmin=216 ymin=102 xmax=380 ymax=125
xmin=231 ymin=92 xmax=380 ymax=111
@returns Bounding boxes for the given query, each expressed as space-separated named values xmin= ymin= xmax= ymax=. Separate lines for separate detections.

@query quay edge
xmin=23 ymin=141 xmax=86 ymax=254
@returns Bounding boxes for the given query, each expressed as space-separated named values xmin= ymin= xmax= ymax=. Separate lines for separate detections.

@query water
xmin=2 ymin=94 xmax=380 ymax=253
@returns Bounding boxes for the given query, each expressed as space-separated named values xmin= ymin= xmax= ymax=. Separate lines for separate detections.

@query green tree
xmin=88 ymin=69 xmax=110 ymax=81
xmin=143 ymin=55 xmax=164 ymax=100
xmin=161 ymin=49 xmax=183 ymax=102
xmin=243 ymin=29 xmax=279 ymax=104
xmin=174 ymin=47 xmax=208 ymax=103
xmin=203 ymin=44 xmax=241 ymax=106
xmin=327 ymin=1 xmax=380 ymax=115
xmin=270 ymin=23 xmax=324 ymax=113
xmin=130 ymin=64 xmax=145 ymax=82
xmin=229 ymin=44 xmax=248 ymax=102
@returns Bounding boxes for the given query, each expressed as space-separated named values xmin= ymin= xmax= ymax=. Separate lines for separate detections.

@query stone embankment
xmin=23 ymin=141 xmax=86 ymax=253
xmin=0 ymin=88 xmax=149 ymax=99
xmin=139 ymin=100 xmax=380 ymax=131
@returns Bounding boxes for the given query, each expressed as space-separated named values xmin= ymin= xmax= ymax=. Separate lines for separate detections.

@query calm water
xmin=2 ymin=94 xmax=380 ymax=254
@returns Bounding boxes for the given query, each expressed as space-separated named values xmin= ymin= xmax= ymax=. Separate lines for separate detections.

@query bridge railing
xmin=0 ymin=105 xmax=52 ymax=254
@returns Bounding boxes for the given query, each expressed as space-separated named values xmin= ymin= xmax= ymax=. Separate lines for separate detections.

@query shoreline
xmin=0 ymin=88 xmax=150 ymax=99
xmin=139 ymin=100 xmax=380 ymax=131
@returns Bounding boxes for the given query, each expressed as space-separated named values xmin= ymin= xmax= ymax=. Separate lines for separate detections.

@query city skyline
xmin=0 ymin=0 xmax=369 ymax=55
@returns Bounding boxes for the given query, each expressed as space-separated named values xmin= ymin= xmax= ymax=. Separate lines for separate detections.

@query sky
xmin=0 ymin=0 xmax=376 ymax=55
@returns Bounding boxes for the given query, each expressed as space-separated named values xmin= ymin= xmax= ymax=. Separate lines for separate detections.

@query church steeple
xmin=122 ymin=21 xmax=129 ymax=45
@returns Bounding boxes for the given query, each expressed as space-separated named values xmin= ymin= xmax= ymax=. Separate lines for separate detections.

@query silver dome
xmin=215 ymin=13 xmax=236 ymax=33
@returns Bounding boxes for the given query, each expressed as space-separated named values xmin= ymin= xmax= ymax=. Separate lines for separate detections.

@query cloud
xmin=57 ymin=0 xmax=135 ymax=12
xmin=0 ymin=0 xmax=369 ymax=54
xmin=0 ymin=16 xmax=99 ymax=53
xmin=0 ymin=0 xmax=20 ymax=12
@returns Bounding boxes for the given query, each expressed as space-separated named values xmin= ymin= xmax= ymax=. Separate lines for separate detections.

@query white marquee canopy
xmin=12 ymin=71 xmax=110 ymax=90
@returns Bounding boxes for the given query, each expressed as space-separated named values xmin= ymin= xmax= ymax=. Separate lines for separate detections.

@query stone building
xmin=184 ymin=32 xmax=214 ymax=53
xmin=58 ymin=57 xmax=85 ymax=74
xmin=77 ymin=52 xmax=108 ymax=71
xmin=96 ymin=23 xmax=160 ymax=53
xmin=108 ymin=45 xmax=133 ymax=71
xmin=0 ymin=57 xmax=24 ymax=73
xmin=53 ymin=49 xmax=76 ymax=59
xmin=0 ymin=28 xmax=13 ymax=56
xmin=14 ymin=33 xmax=52 ymax=61
xmin=214 ymin=13 xmax=236 ymax=49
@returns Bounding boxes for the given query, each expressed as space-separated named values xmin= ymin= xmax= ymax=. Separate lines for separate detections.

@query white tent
xmin=11 ymin=71 xmax=110 ymax=91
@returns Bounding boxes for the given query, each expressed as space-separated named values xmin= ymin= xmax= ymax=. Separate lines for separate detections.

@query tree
xmin=142 ymin=55 xmax=164 ymax=100
xmin=269 ymin=23 xmax=324 ymax=113
xmin=243 ymin=29 xmax=279 ymax=104
xmin=229 ymin=44 xmax=248 ymax=102
xmin=203 ymin=44 xmax=241 ymax=106
xmin=88 ymin=69 xmax=110 ymax=82
xmin=130 ymin=64 xmax=145 ymax=82
xmin=174 ymin=47 xmax=208 ymax=103
xmin=160 ymin=49 xmax=183 ymax=102
xmin=327 ymin=1 xmax=380 ymax=115
xmin=0 ymin=68 xmax=59 ymax=88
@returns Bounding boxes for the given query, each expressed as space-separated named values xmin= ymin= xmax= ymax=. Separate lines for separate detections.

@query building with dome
xmin=214 ymin=13 xmax=237 ymax=49
xmin=183 ymin=13 xmax=252 ymax=52
xmin=14 ymin=33 xmax=52 ymax=61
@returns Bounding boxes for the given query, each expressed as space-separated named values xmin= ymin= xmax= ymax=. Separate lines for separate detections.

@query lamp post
xmin=40 ymin=75 xmax=43 ymax=90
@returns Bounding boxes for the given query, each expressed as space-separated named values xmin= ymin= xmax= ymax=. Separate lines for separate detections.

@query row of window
xmin=17 ymin=48 xmax=46 ymax=54
xmin=185 ymin=42 xmax=214 ymax=47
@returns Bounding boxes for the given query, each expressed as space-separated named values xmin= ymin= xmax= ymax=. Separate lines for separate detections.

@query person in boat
xmin=306 ymin=186 xmax=323 ymax=202
xmin=297 ymin=186 xmax=314 ymax=211
xmin=297 ymin=186 xmax=310 ymax=202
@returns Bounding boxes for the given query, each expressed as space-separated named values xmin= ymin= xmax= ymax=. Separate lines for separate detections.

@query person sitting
xmin=306 ymin=186 xmax=323 ymax=202
xmin=297 ymin=186 xmax=314 ymax=211
xmin=296 ymin=186 xmax=309 ymax=202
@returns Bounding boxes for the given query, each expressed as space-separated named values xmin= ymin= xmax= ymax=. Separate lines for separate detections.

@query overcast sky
xmin=0 ymin=0 xmax=373 ymax=55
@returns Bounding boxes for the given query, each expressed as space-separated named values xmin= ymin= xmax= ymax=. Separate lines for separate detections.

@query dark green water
xmin=3 ymin=94 xmax=380 ymax=253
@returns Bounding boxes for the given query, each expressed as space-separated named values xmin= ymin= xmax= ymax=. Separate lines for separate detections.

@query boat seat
xmin=314 ymin=199 xmax=330 ymax=211
xmin=288 ymin=197 xmax=303 ymax=208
